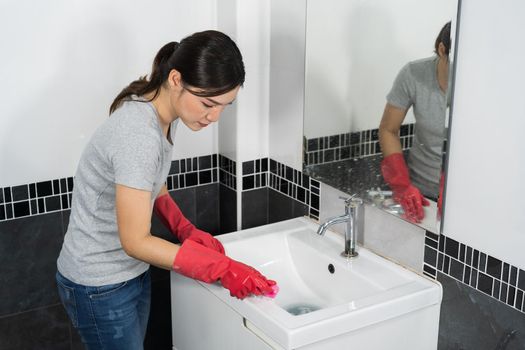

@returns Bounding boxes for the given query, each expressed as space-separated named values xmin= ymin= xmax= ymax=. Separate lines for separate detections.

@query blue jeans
xmin=56 ymin=269 xmax=151 ymax=350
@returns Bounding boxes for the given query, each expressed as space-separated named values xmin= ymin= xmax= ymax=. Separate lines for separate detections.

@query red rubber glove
xmin=173 ymin=240 xmax=277 ymax=299
xmin=154 ymin=193 xmax=224 ymax=254
xmin=381 ymin=153 xmax=429 ymax=223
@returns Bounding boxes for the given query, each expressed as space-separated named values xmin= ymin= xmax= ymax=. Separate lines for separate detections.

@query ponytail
xmin=109 ymin=42 xmax=179 ymax=114
xmin=109 ymin=30 xmax=245 ymax=115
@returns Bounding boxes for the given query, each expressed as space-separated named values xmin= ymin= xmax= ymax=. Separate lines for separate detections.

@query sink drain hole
xmin=285 ymin=303 xmax=321 ymax=316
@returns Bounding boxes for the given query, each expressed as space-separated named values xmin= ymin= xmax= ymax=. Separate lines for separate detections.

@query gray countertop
xmin=304 ymin=155 xmax=387 ymax=197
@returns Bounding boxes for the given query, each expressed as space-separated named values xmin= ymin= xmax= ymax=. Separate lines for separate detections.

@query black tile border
xmin=0 ymin=154 xmax=322 ymax=222
xmin=166 ymin=154 xmax=219 ymax=191
xmin=303 ymin=124 xmax=414 ymax=166
xmin=423 ymin=230 xmax=525 ymax=314
xmin=0 ymin=154 xmax=321 ymax=222
xmin=0 ymin=178 xmax=74 ymax=221
xmin=219 ymin=155 xmax=237 ymax=191
xmin=241 ymin=158 xmax=268 ymax=192
xmin=239 ymin=158 xmax=320 ymax=221
xmin=0 ymin=155 xmax=221 ymax=222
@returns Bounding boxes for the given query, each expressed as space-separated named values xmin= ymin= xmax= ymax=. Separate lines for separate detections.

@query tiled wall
xmin=267 ymin=159 xmax=320 ymax=221
xmin=165 ymin=154 xmax=219 ymax=191
xmin=423 ymin=229 xmax=525 ymax=348
xmin=0 ymin=154 xmax=224 ymax=350
xmin=0 ymin=153 xmax=320 ymax=349
xmin=7 ymin=149 xmax=522 ymax=349
xmin=303 ymin=123 xmax=414 ymax=166
xmin=424 ymin=230 xmax=525 ymax=315
xmin=219 ymin=155 xmax=237 ymax=191
xmin=241 ymin=158 xmax=320 ymax=222
xmin=0 ymin=154 xmax=222 ymax=223
xmin=1 ymin=178 xmax=74 ymax=222
xmin=242 ymin=157 xmax=268 ymax=191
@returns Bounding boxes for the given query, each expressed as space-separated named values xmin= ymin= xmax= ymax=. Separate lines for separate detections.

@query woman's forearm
xmin=379 ymin=128 xmax=403 ymax=157
xmin=124 ymin=233 xmax=180 ymax=271
xmin=116 ymin=183 xmax=180 ymax=270
xmin=378 ymin=103 xmax=407 ymax=157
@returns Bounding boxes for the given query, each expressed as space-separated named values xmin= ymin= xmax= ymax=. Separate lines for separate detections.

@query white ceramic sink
xmin=192 ymin=217 xmax=442 ymax=349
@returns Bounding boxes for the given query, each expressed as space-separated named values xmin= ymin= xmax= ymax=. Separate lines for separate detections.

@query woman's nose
xmin=206 ymin=106 xmax=224 ymax=122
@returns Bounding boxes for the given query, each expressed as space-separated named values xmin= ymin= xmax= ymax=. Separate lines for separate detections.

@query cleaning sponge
xmin=263 ymin=284 xmax=279 ymax=298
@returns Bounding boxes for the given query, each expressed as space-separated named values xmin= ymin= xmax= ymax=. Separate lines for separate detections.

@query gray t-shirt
xmin=57 ymin=98 xmax=177 ymax=286
xmin=387 ymin=56 xmax=448 ymax=197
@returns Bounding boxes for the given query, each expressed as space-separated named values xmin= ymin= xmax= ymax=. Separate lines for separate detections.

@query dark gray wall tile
xmin=60 ymin=209 xmax=70 ymax=238
xmin=151 ymin=185 xmax=220 ymax=239
xmin=171 ymin=187 xmax=197 ymax=224
xmin=0 ymin=304 xmax=70 ymax=350
xmin=437 ymin=272 xmax=525 ymax=350
xmin=292 ymin=197 xmax=309 ymax=219
xmin=144 ymin=275 xmax=172 ymax=350
xmin=195 ymin=183 xmax=220 ymax=235
xmin=0 ymin=212 xmax=65 ymax=316
xmin=268 ymin=188 xmax=292 ymax=223
xmin=219 ymin=185 xmax=237 ymax=234
xmin=242 ymin=188 xmax=268 ymax=229
xmin=268 ymin=188 xmax=308 ymax=224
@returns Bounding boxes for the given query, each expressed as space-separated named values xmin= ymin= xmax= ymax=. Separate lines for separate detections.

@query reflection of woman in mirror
xmin=379 ymin=22 xmax=451 ymax=223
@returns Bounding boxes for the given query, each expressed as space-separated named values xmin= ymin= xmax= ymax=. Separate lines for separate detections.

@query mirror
xmin=302 ymin=0 xmax=458 ymax=232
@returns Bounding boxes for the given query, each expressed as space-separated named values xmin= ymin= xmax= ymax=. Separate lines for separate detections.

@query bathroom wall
xmin=263 ymin=0 xmax=525 ymax=348
xmin=311 ymin=1 xmax=525 ymax=348
xmin=432 ymin=1 xmax=525 ymax=347
xmin=0 ymin=1 xmax=222 ymax=349
xmin=0 ymin=1 xmax=315 ymax=348
xmin=216 ymin=0 xmax=273 ymax=230
xmin=303 ymin=0 xmax=454 ymax=138
xmin=268 ymin=0 xmax=306 ymax=172
xmin=0 ymin=0 xmax=219 ymax=187
xmin=3 ymin=1 xmax=524 ymax=350
xmin=442 ymin=0 xmax=525 ymax=271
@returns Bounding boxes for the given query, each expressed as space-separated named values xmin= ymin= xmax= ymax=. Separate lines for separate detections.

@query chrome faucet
xmin=317 ymin=196 xmax=364 ymax=258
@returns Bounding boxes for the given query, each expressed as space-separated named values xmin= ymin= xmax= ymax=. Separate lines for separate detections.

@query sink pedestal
xmin=171 ymin=273 xmax=440 ymax=350
xmin=170 ymin=217 xmax=442 ymax=350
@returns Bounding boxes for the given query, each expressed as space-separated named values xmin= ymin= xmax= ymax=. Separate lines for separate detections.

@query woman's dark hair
xmin=110 ymin=30 xmax=245 ymax=114
xmin=434 ymin=21 xmax=452 ymax=56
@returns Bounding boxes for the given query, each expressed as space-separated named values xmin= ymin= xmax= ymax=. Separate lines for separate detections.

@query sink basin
xmin=189 ymin=217 xmax=442 ymax=349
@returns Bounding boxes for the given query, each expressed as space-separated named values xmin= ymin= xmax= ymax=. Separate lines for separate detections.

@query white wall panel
xmin=235 ymin=0 xmax=270 ymax=163
xmin=268 ymin=0 xmax=306 ymax=171
xmin=0 ymin=0 xmax=216 ymax=187
xmin=443 ymin=0 xmax=525 ymax=269
xmin=303 ymin=0 xmax=455 ymax=138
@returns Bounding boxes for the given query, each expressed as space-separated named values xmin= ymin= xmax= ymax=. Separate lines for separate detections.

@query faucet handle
xmin=339 ymin=194 xmax=363 ymax=207
xmin=338 ymin=194 xmax=356 ymax=201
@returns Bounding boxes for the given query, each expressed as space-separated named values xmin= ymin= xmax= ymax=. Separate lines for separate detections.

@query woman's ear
xmin=168 ymin=69 xmax=183 ymax=90
xmin=438 ymin=42 xmax=448 ymax=59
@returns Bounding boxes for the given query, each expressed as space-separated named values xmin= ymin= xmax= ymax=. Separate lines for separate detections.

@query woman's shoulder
xmin=100 ymin=100 xmax=161 ymax=150
xmin=110 ymin=99 xmax=158 ymax=130
xmin=405 ymin=56 xmax=437 ymax=76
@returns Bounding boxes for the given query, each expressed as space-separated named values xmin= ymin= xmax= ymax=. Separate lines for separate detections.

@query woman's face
xmin=168 ymin=71 xmax=240 ymax=131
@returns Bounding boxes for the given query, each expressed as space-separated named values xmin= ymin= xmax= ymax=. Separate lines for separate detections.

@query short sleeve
xmin=109 ymin=118 xmax=161 ymax=192
xmin=386 ymin=63 xmax=414 ymax=110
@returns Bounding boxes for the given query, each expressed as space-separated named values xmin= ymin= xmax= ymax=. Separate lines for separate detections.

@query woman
xmin=56 ymin=30 xmax=276 ymax=349
xmin=379 ymin=22 xmax=451 ymax=223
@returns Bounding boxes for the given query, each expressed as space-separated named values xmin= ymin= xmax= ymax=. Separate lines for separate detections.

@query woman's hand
xmin=154 ymin=191 xmax=224 ymax=254
xmin=173 ymin=240 xmax=277 ymax=299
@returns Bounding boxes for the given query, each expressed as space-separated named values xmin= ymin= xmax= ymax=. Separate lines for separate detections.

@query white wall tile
xmin=0 ymin=0 xmax=217 ymax=187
